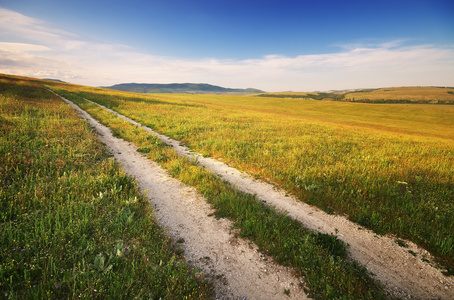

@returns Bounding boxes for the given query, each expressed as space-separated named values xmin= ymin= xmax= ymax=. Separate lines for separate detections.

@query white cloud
xmin=0 ymin=7 xmax=453 ymax=91
xmin=0 ymin=42 xmax=51 ymax=52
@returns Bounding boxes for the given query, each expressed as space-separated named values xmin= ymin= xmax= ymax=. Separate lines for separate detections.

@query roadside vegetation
xmin=0 ymin=75 xmax=213 ymax=299
xmin=47 ymin=82 xmax=454 ymax=274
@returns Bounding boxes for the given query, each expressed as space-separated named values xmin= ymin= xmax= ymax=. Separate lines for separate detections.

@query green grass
xmin=0 ymin=76 xmax=213 ymax=299
xmin=53 ymin=88 xmax=387 ymax=299
xmin=58 ymin=85 xmax=454 ymax=272
xmin=6 ymin=73 xmax=453 ymax=297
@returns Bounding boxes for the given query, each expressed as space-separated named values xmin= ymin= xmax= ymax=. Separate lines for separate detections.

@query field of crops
xmin=47 ymin=81 xmax=454 ymax=273
xmin=0 ymin=75 xmax=212 ymax=299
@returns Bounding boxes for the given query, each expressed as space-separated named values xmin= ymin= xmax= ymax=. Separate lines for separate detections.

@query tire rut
xmin=54 ymin=92 xmax=308 ymax=299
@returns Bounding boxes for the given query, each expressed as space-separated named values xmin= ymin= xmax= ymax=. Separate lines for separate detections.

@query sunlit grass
xmin=7 ymin=74 xmax=454 ymax=297
xmin=52 ymin=85 xmax=454 ymax=273
xmin=0 ymin=76 xmax=213 ymax=299
xmin=51 ymin=88 xmax=389 ymax=298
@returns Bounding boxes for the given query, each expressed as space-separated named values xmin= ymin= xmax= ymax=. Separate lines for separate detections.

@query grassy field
xmin=0 ymin=75 xmax=213 ymax=299
xmin=2 ymin=73 xmax=453 ymax=298
xmin=51 ymin=86 xmax=387 ymax=298
xmin=45 ymin=82 xmax=454 ymax=274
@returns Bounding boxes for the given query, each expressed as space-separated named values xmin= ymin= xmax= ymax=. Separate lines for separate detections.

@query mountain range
xmin=102 ymin=83 xmax=264 ymax=94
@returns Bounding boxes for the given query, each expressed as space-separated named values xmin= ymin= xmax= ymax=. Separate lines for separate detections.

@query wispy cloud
xmin=0 ymin=42 xmax=51 ymax=52
xmin=1 ymin=7 xmax=453 ymax=91
xmin=0 ymin=8 xmax=80 ymax=49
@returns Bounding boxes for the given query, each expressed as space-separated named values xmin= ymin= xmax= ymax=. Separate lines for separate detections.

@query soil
xmin=59 ymin=93 xmax=454 ymax=299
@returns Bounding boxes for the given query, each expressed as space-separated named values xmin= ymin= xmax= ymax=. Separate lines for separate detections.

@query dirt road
xmin=54 ymin=92 xmax=308 ymax=299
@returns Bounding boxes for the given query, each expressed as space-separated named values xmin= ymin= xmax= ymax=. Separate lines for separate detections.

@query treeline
xmin=257 ymin=93 xmax=454 ymax=104
xmin=256 ymin=92 xmax=345 ymax=100
xmin=256 ymin=93 xmax=308 ymax=99
xmin=306 ymin=92 xmax=346 ymax=100
xmin=344 ymin=98 xmax=454 ymax=104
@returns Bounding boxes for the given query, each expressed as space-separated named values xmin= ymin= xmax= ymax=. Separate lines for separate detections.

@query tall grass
xmin=0 ymin=77 xmax=213 ymax=299
xmin=54 ymin=86 xmax=454 ymax=272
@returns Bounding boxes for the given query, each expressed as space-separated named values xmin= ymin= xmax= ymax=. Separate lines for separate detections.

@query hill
xmin=103 ymin=83 xmax=264 ymax=95
xmin=259 ymin=86 xmax=454 ymax=104
xmin=43 ymin=78 xmax=66 ymax=83
xmin=343 ymin=86 xmax=454 ymax=104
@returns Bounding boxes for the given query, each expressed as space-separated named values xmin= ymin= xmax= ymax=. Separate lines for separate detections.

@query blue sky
xmin=0 ymin=0 xmax=453 ymax=91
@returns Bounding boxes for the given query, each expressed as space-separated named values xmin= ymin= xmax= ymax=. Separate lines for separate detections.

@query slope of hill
xmin=343 ymin=86 xmax=454 ymax=103
xmin=259 ymin=86 xmax=454 ymax=104
xmin=103 ymin=83 xmax=264 ymax=94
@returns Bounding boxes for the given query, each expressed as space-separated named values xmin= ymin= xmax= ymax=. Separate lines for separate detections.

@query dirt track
xmin=54 ymin=92 xmax=308 ymax=299
xmin=60 ymin=93 xmax=454 ymax=299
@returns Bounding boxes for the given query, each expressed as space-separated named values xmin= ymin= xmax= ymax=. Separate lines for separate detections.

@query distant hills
xmin=43 ymin=78 xmax=66 ymax=83
xmin=102 ymin=83 xmax=264 ymax=94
